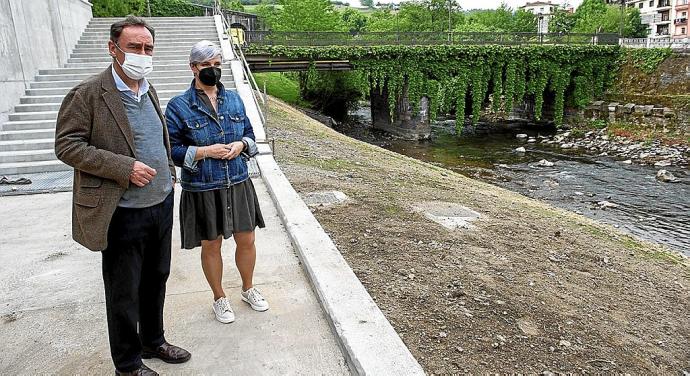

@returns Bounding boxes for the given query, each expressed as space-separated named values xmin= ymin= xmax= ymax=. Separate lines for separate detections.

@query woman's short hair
xmin=189 ymin=40 xmax=222 ymax=64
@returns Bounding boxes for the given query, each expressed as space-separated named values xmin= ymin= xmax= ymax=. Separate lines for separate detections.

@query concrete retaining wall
xmin=0 ymin=0 xmax=92 ymax=123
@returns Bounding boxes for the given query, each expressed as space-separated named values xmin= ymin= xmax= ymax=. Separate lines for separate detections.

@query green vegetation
xmin=623 ymin=48 xmax=673 ymax=74
xmin=549 ymin=0 xmax=646 ymax=37
xmin=253 ymin=72 xmax=308 ymax=106
xmin=92 ymin=0 xmax=205 ymax=17
xmin=249 ymin=44 xmax=620 ymax=128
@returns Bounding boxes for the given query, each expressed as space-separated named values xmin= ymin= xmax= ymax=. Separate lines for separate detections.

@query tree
xmin=92 ymin=0 xmax=145 ymax=17
xmin=272 ymin=0 xmax=345 ymax=31
xmin=341 ymin=8 xmax=369 ymax=33
xmin=361 ymin=0 xmax=374 ymax=7
xmin=221 ymin=0 xmax=245 ymax=11
xmin=571 ymin=0 xmax=646 ymax=37
xmin=511 ymin=9 xmax=537 ymax=32
xmin=549 ymin=8 xmax=577 ymax=33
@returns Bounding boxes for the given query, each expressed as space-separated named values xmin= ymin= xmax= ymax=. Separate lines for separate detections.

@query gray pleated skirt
xmin=180 ymin=179 xmax=265 ymax=250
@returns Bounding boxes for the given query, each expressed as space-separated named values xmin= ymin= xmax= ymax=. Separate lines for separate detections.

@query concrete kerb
xmin=256 ymin=145 xmax=425 ymax=375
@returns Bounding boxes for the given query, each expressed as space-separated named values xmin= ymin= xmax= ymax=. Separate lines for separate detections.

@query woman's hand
xmin=223 ymin=141 xmax=245 ymax=160
xmin=199 ymin=144 xmax=232 ymax=160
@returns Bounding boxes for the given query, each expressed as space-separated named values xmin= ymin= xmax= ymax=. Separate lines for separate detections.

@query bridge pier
xmin=370 ymin=77 xmax=431 ymax=140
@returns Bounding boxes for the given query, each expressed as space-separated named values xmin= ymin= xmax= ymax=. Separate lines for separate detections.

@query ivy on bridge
xmin=246 ymin=44 xmax=621 ymax=128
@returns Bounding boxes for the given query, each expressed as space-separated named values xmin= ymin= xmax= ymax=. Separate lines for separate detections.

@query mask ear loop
xmin=111 ymin=43 xmax=126 ymax=66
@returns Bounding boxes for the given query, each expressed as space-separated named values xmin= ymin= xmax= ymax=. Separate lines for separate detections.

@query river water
xmin=335 ymin=107 xmax=690 ymax=255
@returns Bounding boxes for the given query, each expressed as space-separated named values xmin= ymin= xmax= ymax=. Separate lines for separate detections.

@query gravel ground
xmin=266 ymin=98 xmax=690 ymax=374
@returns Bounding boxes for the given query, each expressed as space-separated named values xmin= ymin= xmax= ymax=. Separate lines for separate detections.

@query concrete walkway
xmin=0 ymin=179 xmax=350 ymax=375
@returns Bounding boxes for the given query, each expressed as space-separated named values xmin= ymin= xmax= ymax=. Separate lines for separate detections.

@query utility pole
xmin=146 ymin=0 xmax=151 ymax=17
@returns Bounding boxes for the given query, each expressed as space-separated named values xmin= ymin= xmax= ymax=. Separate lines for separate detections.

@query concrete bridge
xmin=240 ymin=31 xmax=621 ymax=140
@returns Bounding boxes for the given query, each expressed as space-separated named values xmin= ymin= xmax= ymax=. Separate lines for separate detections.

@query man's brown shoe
xmin=142 ymin=342 xmax=191 ymax=364
xmin=115 ymin=364 xmax=158 ymax=376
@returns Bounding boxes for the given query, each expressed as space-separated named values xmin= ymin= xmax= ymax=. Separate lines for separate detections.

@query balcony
xmin=676 ymin=18 xmax=688 ymax=25
xmin=657 ymin=0 xmax=671 ymax=8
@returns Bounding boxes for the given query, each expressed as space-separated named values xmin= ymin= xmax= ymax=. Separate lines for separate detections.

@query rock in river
xmin=656 ymin=170 xmax=678 ymax=183
xmin=536 ymin=159 xmax=555 ymax=167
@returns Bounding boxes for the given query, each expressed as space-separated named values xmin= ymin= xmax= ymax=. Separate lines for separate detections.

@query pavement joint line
xmin=1 ymin=282 xmax=279 ymax=316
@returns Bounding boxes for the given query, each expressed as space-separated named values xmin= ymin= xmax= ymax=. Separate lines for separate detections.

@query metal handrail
xmin=234 ymin=34 xmax=268 ymax=125
xmin=244 ymin=31 xmax=621 ymax=46
xmin=209 ymin=0 xmax=267 ymax=126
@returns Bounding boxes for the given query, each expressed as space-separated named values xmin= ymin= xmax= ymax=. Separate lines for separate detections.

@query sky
xmin=343 ymin=0 xmax=584 ymax=10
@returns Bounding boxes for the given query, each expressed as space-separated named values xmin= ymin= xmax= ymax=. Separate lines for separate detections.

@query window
xmin=683 ymin=12 xmax=688 ymax=17
xmin=639 ymin=2 xmax=643 ymax=8
xmin=649 ymin=0 xmax=653 ymax=6
xmin=682 ymin=27 xmax=687 ymax=34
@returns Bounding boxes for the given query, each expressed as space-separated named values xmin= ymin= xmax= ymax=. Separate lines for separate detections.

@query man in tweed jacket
xmin=55 ymin=16 xmax=190 ymax=376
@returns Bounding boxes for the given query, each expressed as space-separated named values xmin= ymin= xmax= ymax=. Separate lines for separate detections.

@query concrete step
xmin=1 ymin=120 xmax=56 ymax=131
xmin=87 ymin=22 xmax=215 ymax=27
xmin=23 ymin=82 xmax=232 ymax=97
xmin=82 ymin=27 xmax=216 ymax=35
xmin=0 ymin=149 xmax=57 ymax=164
xmin=70 ymin=51 xmax=191 ymax=59
xmin=79 ymin=33 xmax=218 ymax=40
xmin=35 ymin=70 xmax=192 ymax=81
xmin=72 ymin=46 xmax=197 ymax=54
xmin=76 ymin=40 xmax=219 ymax=47
xmin=0 ymin=138 xmax=56 ymax=152
xmin=14 ymin=104 xmax=63 ymax=113
xmin=9 ymin=112 xmax=59 ymax=122
xmin=30 ymin=75 xmax=194 ymax=88
xmin=91 ymin=17 xmax=214 ymax=21
xmin=45 ymin=63 xmax=199 ymax=73
xmin=0 ymin=160 xmax=69 ymax=175
xmin=62 ymin=62 xmax=194 ymax=70
xmin=0 ymin=129 xmax=55 ymax=141
xmin=14 ymin=101 xmax=172 ymax=116
xmin=68 ymin=57 xmax=190 ymax=63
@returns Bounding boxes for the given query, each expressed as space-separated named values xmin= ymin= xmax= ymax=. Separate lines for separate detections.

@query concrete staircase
xmin=0 ymin=16 xmax=233 ymax=176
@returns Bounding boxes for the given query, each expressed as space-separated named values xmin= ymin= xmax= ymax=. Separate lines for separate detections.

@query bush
xmin=149 ymin=0 xmax=205 ymax=17
xmin=91 ymin=0 xmax=205 ymax=17
xmin=92 ymin=0 xmax=145 ymax=17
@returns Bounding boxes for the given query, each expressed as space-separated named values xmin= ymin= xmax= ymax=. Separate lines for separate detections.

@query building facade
xmin=520 ymin=1 xmax=560 ymax=33
xmin=626 ymin=0 xmax=676 ymax=38
xmin=673 ymin=0 xmax=689 ymax=40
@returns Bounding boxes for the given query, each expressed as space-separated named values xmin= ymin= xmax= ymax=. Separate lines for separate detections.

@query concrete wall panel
xmin=0 ymin=0 xmax=91 ymax=120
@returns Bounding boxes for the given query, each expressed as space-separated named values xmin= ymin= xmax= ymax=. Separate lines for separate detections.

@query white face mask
xmin=113 ymin=43 xmax=153 ymax=80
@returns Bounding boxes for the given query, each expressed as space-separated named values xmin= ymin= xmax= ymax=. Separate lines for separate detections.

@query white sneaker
xmin=212 ymin=297 xmax=235 ymax=323
xmin=241 ymin=287 xmax=269 ymax=312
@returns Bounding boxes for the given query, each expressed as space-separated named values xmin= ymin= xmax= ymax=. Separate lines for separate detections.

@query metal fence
xmin=244 ymin=31 xmax=621 ymax=46
xmin=620 ymin=37 xmax=690 ymax=52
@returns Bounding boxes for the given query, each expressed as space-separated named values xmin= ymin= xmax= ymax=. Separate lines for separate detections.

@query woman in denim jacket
xmin=166 ymin=41 xmax=268 ymax=324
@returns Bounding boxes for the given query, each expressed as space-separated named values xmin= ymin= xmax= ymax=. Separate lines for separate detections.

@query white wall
xmin=0 ymin=0 xmax=92 ymax=123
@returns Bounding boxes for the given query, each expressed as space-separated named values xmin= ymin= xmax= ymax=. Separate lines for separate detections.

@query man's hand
xmin=224 ymin=141 xmax=245 ymax=160
xmin=130 ymin=161 xmax=157 ymax=187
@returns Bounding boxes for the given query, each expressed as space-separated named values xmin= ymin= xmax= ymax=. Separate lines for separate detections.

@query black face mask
xmin=198 ymin=66 xmax=221 ymax=86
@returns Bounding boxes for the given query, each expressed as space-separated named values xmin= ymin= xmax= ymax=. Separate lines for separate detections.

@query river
xmin=333 ymin=106 xmax=690 ymax=255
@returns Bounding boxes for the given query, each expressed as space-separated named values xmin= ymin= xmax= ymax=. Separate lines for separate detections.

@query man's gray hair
xmin=189 ymin=40 xmax=222 ymax=64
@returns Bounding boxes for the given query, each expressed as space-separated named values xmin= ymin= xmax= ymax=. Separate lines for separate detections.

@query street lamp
xmin=619 ymin=0 xmax=625 ymax=37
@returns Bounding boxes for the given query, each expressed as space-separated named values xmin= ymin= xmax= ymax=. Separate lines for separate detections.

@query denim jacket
xmin=166 ymin=81 xmax=258 ymax=192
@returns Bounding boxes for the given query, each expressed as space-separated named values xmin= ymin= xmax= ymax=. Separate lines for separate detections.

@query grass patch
xmin=641 ymin=250 xmax=687 ymax=266
xmin=254 ymin=72 xmax=309 ymax=107
xmin=294 ymin=157 xmax=352 ymax=172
